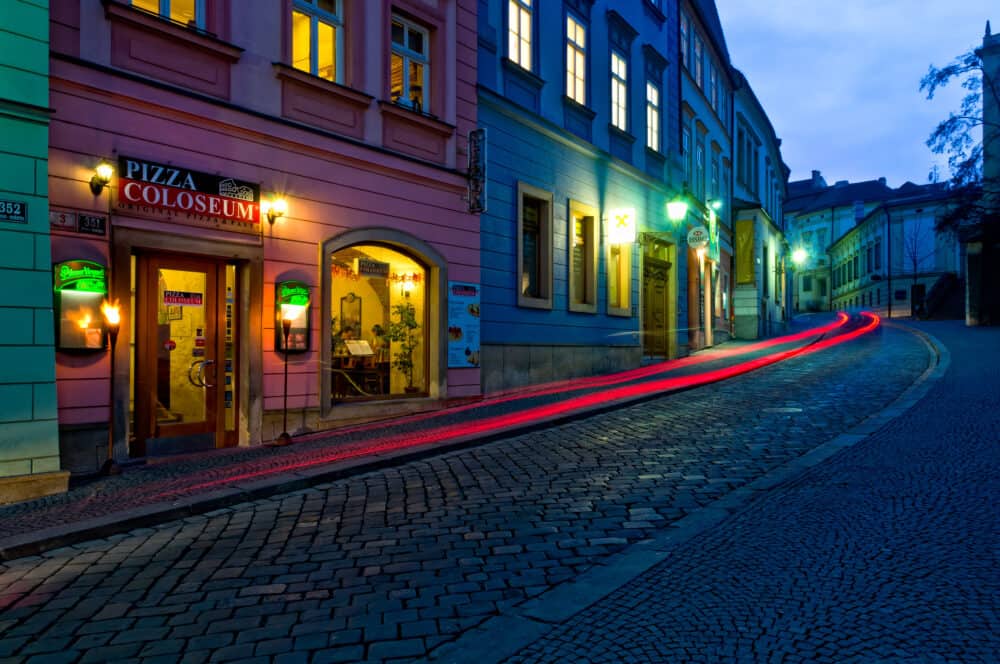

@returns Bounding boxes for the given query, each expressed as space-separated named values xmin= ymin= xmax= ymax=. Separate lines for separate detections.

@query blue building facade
xmin=477 ymin=0 xmax=689 ymax=392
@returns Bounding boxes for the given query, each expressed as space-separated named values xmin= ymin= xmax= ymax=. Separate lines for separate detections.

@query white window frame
xmin=517 ymin=182 xmax=553 ymax=309
xmin=646 ymin=81 xmax=660 ymax=152
xmin=391 ymin=14 xmax=430 ymax=112
xmin=509 ymin=0 xmax=533 ymax=71
xmin=566 ymin=14 xmax=587 ymax=105
xmin=568 ymin=200 xmax=598 ymax=313
xmin=292 ymin=0 xmax=344 ymax=83
xmin=132 ymin=0 xmax=206 ymax=28
xmin=611 ymin=50 xmax=628 ymax=132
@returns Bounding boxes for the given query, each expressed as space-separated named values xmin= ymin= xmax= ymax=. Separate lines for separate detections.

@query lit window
xmin=517 ymin=182 xmax=553 ymax=308
xmin=646 ymin=81 xmax=660 ymax=151
xmin=131 ymin=0 xmax=204 ymax=28
xmin=569 ymin=201 xmax=597 ymax=312
xmin=292 ymin=0 xmax=343 ymax=82
xmin=693 ymin=34 xmax=703 ymax=88
xmin=566 ymin=15 xmax=586 ymax=105
xmin=679 ymin=12 xmax=689 ymax=70
xmin=611 ymin=50 xmax=628 ymax=131
xmin=607 ymin=241 xmax=631 ymax=316
xmin=391 ymin=15 xmax=430 ymax=112
xmin=509 ymin=0 xmax=533 ymax=70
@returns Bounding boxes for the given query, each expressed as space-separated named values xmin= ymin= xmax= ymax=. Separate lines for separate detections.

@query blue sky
xmin=716 ymin=2 xmax=996 ymax=187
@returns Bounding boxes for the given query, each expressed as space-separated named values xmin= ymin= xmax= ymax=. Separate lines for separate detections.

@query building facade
xmin=48 ymin=0 xmax=480 ymax=474
xmin=477 ymin=0 xmax=689 ymax=392
xmin=678 ymin=0 xmax=734 ymax=349
xmin=730 ymin=69 xmax=789 ymax=339
xmin=0 ymin=1 xmax=68 ymax=502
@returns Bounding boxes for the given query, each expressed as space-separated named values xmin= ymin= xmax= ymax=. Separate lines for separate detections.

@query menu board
xmin=447 ymin=281 xmax=481 ymax=368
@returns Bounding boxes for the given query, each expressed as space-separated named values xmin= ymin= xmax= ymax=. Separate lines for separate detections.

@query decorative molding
xmin=606 ymin=10 xmax=638 ymax=52
xmin=643 ymin=44 xmax=669 ymax=80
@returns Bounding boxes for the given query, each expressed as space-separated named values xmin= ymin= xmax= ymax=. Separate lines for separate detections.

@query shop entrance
xmin=132 ymin=254 xmax=238 ymax=457
xmin=642 ymin=251 xmax=673 ymax=359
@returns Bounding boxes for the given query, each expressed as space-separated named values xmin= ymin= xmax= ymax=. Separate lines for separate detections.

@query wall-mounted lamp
xmin=791 ymin=248 xmax=808 ymax=266
xmin=262 ymin=198 xmax=288 ymax=225
xmin=90 ymin=161 xmax=114 ymax=195
xmin=667 ymin=198 xmax=689 ymax=223
xmin=708 ymin=198 xmax=723 ymax=211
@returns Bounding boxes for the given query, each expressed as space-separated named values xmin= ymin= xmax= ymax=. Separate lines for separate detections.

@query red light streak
xmin=178 ymin=313 xmax=875 ymax=495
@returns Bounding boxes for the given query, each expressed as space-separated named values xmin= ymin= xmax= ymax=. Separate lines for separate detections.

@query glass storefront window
xmin=330 ymin=245 xmax=426 ymax=400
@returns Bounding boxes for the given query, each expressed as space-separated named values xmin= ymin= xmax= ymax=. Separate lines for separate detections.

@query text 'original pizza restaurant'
xmin=51 ymin=149 xmax=481 ymax=474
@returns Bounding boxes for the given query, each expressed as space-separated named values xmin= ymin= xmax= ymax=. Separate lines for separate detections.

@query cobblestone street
xmin=1 ymin=319 xmax=978 ymax=663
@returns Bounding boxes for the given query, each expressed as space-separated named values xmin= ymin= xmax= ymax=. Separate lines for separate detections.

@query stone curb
xmin=0 ymin=332 xmax=835 ymax=562
xmin=427 ymin=321 xmax=949 ymax=663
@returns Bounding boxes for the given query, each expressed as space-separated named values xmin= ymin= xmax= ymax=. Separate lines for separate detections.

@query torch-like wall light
xmin=100 ymin=298 xmax=122 ymax=475
xmin=262 ymin=198 xmax=288 ymax=225
xmin=90 ymin=161 xmax=114 ymax=195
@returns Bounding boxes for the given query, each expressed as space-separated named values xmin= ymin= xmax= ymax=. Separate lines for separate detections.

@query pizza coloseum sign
xmin=117 ymin=156 xmax=261 ymax=232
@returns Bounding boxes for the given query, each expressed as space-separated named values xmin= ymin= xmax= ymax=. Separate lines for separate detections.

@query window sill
xmin=607 ymin=306 xmax=631 ymax=318
xmin=274 ymin=63 xmax=373 ymax=139
xmin=379 ymin=101 xmax=455 ymax=165
xmin=569 ymin=302 xmax=598 ymax=314
xmin=104 ymin=0 xmax=242 ymax=61
xmin=273 ymin=64 xmax=373 ymax=107
xmin=379 ymin=101 xmax=454 ymax=136
xmin=517 ymin=295 xmax=553 ymax=311
xmin=608 ymin=124 xmax=636 ymax=144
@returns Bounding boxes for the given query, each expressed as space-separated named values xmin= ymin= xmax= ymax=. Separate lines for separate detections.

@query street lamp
xmin=275 ymin=302 xmax=305 ymax=446
xmin=667 ymin=197 xmax=689 ymax=223
xmin=100 ymin=299 xmax=121 ymax=475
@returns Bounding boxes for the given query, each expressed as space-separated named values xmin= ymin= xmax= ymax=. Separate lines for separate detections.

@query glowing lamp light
xmin=608 ymin=208 xmax=636 ymax=244
xmin=101 ymin=299 xmax=121 ymax=328
xmin=263 ymin=198 xmax=288 ymax=225
xmin=279 ymin=302 xmax=306 ymax=323
xmin=709 ymin=199 xmax=723 ymax=211
xmin=90 ymin=161 xmax=114 ymax=195
xmin=667 ymin=199 xmax=689 ymax=222
xmin=792 ymin=248 xmax=808 ymax=266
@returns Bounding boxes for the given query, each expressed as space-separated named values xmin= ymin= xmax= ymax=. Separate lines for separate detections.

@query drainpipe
xmin=886 ymin=205 xmax=892 ymax=319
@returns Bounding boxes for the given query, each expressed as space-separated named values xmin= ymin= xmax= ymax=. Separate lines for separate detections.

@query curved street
xmin=1 ymin=317 xmax=996 ymax=663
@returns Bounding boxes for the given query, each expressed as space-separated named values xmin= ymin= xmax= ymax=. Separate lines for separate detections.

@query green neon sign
xmin=277 ymin=280 xmax=310 ymax=307
xmin=54 ymin=260 xmax=108 ymax=294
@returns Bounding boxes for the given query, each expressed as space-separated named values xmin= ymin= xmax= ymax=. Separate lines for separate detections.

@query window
xmin=611 ymin=50 xmax=628 ymax=131
xmin=391 ymin=16 xmax=429 ymax=112
xmin=517 ymin=183 xmax=553 ymax=308
xmin=695 ymin=143 xmax=705 ymax=200
xmin=566 ymin=15 xmax=586 ymax=105
xmin=853 ymin=255 xmax=859 ymax=280
xmin=292 ymin=0 xmax=343 ymax=82
xmin=607 ymin=241 xmax=631 ymax=316
xmin=818 ymin=278 xmax=827 ymax=297
xmin=875 ymin=239 xmax=882 ymax=270
xmin=693 ymin=34 xmax=703 ymax=89
xmin=866 ymin=246 xmax=872 ymax=274
xmin=646 ymin=81 xmax=660 ymax=151
xmin=509 ymin=0 xmax=532 ymax=70
xmin=802 ymin=275 xmax=813 ymax=292
xmin=682 ymin=125 xmax=691 ymax=180
xmin=711 ymin=157 xmax=719 ymax=199
xmin=679 ymin=12 xmax=689 ymax=70
xmin=569 ymin=201 xmax=597 ymax=313
xmin=708 ymin=61 xmax=718 ymax=111
xmin=131 ymin=0 xmax=204 ymax=28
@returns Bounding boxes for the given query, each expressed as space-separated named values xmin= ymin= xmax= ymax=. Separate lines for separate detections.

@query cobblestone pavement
xmin=503 ymin=320 xmax=999 ymax=664
xmin=0 ymin=319 xmax=932 ymax=662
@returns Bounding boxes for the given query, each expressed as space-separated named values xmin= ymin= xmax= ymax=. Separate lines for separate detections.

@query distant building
xmin=730 ymin=68 xmax=790 ymax=339
xmin=785 ymin=174 xmax=963 ymax=318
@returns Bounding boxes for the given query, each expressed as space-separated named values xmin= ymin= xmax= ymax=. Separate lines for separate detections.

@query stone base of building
xmin=59 ymin=424 xmax=109 ymax=476
xmin=481 ymin=344 xmax=641 ymax=394
xmin=0 ymin=470 xmax=70 ymax=506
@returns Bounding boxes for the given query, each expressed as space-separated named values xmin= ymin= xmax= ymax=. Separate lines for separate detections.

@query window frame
xmin=679 ymin=11 xmax=689 ymax=71
xmin=508 ymin=0 xmax=534 ymax=71
xmin=692 ymin=33 xmax=704 ymax=89
xmin=291 ymin=0 xmax=344 ymax=83
xmin=606 ymin=230 xmax=632 ymax=317
xmin=645 ymin=80 xmax=661 ymax=152
xmin=568 ymin=200 xmax=598 ymax=314
xmin=516 ymin=182 xmax=554 ymax=309
xmin=131 ymin=0 xmax=206 ymax=29
xmin=565 ymin=13 xmax=587 ymax=106
xmin=390 ymin=13 xmax=431 ymax=113
xmin=610 ymin=49 xmax=629 ymax=132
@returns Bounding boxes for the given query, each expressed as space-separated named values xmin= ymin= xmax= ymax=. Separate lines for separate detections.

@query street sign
xmin=467 ymin=128 xmax=486 ymax=213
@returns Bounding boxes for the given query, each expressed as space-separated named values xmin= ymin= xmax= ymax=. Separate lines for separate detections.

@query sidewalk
xmin=0 ymin=314 xmax=851 ymax=561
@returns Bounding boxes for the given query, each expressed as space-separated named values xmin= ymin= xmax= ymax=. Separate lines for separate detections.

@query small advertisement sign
xmin=687 ymin=225 xmax=709 ymax=249
xmin=163 ymin=290 xmax=203 ymax=306
xmin=447 ymin=281 xmax=481 ymax=368
xmin=78 ymin=214 xmax=107 ymax=236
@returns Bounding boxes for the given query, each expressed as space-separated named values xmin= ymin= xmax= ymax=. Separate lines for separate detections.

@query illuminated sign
xmin=687 ymin=225 xmax=709 ymax=249
xmin=276 ymin=280 xmax=311 ymax=353
xmin=608 ymin=208 xmax=636 ymax=244
xmin=54 ymin=260 xmax=108 ymax=294
xmin=117 ymin=156 xmax=260 ymax=233
xmin=356 ymin=258 xmax=390 ymax=278
xmin=163 ymin=290 xmax=203 ymax=306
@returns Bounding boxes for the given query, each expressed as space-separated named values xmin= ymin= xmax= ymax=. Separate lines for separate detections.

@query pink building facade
xmin=49 ymin=0 xmax=480 ymax=472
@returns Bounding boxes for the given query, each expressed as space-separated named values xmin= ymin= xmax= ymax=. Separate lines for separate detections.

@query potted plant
xmin=386 ymin=301 xmax=421 ymax=392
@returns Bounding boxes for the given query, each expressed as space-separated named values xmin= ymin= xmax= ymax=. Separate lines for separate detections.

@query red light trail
xmin=180 ymin=313 xmax=877 ymax=495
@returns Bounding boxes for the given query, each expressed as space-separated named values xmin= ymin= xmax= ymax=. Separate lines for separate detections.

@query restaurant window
xmin=607 ymin=240 xmax=631 ymax=316
xmin=517 ymin=182 xmax=553 ymax=308
xmin=292 ymin=0 xmax=343 ymax=82
xmin=508 ymin=0 xmax=533 ymax=71
xmin=569 ymin=200 xmax=597 ymax=313
xmin=566 ymin=14 xmax=587 ymax=105
xmin=391 ymin=15 xmax=429 ymax=112
xmin=131 ymin=0 xmax=205 ymax=28
xmin=330 ymin=245 xmax=427 ymax=399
